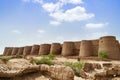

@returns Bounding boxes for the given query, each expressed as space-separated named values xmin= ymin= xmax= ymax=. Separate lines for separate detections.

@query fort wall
xmin=91 ymin=40 xmax=99 ymax=56
xmin=98 ymin=36 xmax=120 ymax=60
xmin=62 ymin=42 xmax=75 ymax=56
xmin=30 ymin=45 xmax=40 ymax=55
xmin=3 ymin=47 xmax=10 ymax=56
xmin=11 ymin=48 xmax=19 ymax=56
xmin=50 ymin=43 xmax=62 ymax=55
xmin=23 ymin=46 xmax=32 ymax=56
xmin=16 ymin=47 xmax=24 ymax=56
xmin=6 ymin=47 xmax=13 ymax=56
xmin=74 ymin=41 xmax=81 ymax=56
xmin=2 ymin=36 xmax=120 ymax=60
xmin=39 ymin=44 xmax=51 ymax=55
xmin=79 ymin=40 xmax=93 ymax=57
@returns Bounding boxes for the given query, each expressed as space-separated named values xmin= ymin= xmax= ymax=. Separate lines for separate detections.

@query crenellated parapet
xmin=2 ymin=36 xmax=120 ymax=60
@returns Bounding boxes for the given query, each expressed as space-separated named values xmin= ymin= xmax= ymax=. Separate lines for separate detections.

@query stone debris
xmin=0 ymin=59 xmax=74 ymax=80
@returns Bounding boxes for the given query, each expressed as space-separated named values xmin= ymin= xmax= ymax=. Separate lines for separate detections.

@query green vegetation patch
xmin=64 ymin=61 xmax=84 ymax=76
xmin=32 ymin=54 xmax=56 ymax=65
xmin=98 ymin=51 xmax=108 ymax=58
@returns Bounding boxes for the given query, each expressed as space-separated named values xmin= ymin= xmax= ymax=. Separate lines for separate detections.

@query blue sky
xmin=0 ymin=0 xmax=120 ymax=53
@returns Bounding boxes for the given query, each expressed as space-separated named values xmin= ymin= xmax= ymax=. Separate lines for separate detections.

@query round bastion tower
xmin=62 ymin=42 xmax=75 ymax=56
xmin=98 ymin=36 xmax=120 ymax=60
xmin=50 ymin=43 xmax=62 ymax=55
xmin=11 ymin=47 xmax=19 ymax=56
xmin=30 ymin=45 xmax=40 ymax=55
xmin=79 ymin=40 xmax=93 ymax=57
xmin=23 ymin=46 xmax=32 ymax=56
xmin=16 ymin=47 xmax=24 ymax=56
xmin=6 ymin=47 xmax=13 ymax=56
xmin=39 ymin=44 xmax=51 ymax=55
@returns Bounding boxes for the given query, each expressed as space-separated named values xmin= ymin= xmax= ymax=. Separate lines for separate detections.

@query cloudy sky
xmin=0 ymin=0 xmax=120 ymax=53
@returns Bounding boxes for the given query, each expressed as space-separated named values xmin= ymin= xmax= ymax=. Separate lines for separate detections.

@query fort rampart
xmin=3 ymin=36 xmax=120 ymax=60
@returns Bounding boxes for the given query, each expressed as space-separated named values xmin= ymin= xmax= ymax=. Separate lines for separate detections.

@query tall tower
xmin=79 ymin=40 xmax=93 ymax=57
xmin=39 ymin=44 xmax=51 ymax=55
xmin=23 ymin=46 xmax=32 ymax=56
xmin=98 ymin=36 xmax=120 ymax=60
xmin=17 ymin=47 xmax=24 ymax=56
xmin=62 ymin=42 xmax=75 ymax=56
xmin=30 ymin=45 xmax=40 ymax=55
xmin=11 ymin=47 xmax=19 ymax=56
xmin=50 ymin=43 xmax=62 ymax=55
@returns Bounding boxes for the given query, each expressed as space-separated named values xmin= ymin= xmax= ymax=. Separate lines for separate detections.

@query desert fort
xmin=1 ymin=36 xmax=120 ymax=80
xmin=3 ymin=36 xmax=120 ymax=60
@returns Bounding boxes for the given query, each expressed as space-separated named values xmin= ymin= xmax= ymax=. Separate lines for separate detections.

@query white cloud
xmin=23 ymin=0 xmax=95 ymax=25
xmin=85 ymin=22 xmax=109 ymax=28
xmin=12 ymin=30 xmax=22 ymax=34
xmin=50 ymin=6 xmax=94 ymax=22
xmin=37 ymin=29 xmax=45 ymax=33
xmin=50 ymin=21 xmax=61 ymax=26
xmin=59 ymin=0 xmax=83 ymax=4
xmin=42 ymin=2 xmax=61 ymax=13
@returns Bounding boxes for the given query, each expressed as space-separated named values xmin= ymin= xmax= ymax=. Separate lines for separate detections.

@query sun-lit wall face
xmin=98 ymin=36 xmax=120 ymax=60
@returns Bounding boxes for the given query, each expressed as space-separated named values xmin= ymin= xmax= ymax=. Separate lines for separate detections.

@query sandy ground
xmin=1 ymin=56 xmax=120 ymax=80
xmin=26 ymin=56 xmax=113 ymax=80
